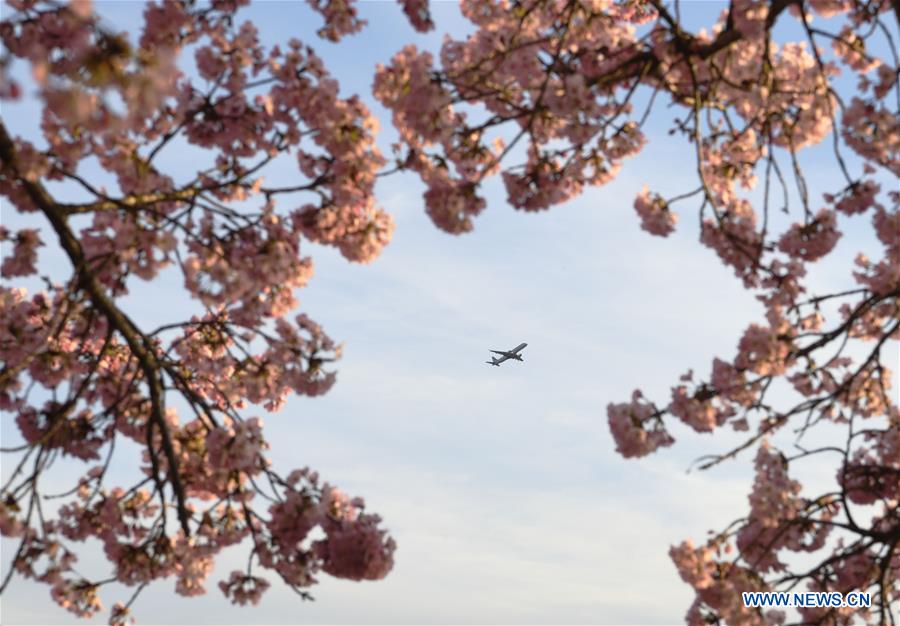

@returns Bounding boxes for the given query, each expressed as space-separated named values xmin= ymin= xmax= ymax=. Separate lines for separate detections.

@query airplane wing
xmin=490 ymin=343 xmax=527 ymax=357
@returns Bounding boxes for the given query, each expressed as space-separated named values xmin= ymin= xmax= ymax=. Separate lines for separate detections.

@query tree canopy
xmin=0 ymin=0 xmax=897 ymax=624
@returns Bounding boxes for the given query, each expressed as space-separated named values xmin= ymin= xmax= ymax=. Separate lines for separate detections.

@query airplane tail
xmin=486 ymin=360 xmax=499 ymax=366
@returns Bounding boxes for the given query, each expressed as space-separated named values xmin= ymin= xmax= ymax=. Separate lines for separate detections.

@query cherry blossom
xmin=2 ymin=0 xmax=898 ymax=623
xmin=370 ymin=0 xmax=897 ymax=621
xmin=633 ymin=186 xmax=678 ymax=237
xmin=0 ymin=0 xmax=414 ymax=620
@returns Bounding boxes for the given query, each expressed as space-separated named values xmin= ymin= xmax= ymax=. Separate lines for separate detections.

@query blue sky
xmin=1 ymin=1 xmax=897 ymax=624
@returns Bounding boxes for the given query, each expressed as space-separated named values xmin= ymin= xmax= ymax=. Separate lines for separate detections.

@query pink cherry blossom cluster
xmin=108 ymin=602 xmax=135 ymax=626
xmin=841 ymin=98 xmax=900 ymax=177
xmin=306 ymin=0 xmax=432 ymax=41
xmin=24 ymin=463 xmax=393 ymax=619
xmin=777 ymin=209 xmax=842 ymax=262
xmin=0 ymin=227 xmax=42 ymax=277
xmin=397 ymin=0 xmax=434 ymax=32
xmin=254 ymin=473 xmax=396 ymax=592
xmin=307 ymin=0 xmax=366 ymax=42
xmin=372 ymin=1 xmax=650 ymax=228
xmin=218 ymin=571 xmax=270 ymax=606
xmin=606 ymin=390 xmax=674 ymax=458
xmin=633 ymin=186 xmax=678 ymax=236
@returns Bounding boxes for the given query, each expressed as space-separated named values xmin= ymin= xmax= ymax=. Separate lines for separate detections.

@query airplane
xmin=485 ymin=342 xmax=527 ymax=366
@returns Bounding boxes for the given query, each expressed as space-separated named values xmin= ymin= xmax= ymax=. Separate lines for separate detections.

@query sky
xmin=0 ymin=1 xmax=897 ymax=624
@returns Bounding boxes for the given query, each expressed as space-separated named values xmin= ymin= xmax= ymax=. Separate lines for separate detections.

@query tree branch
xmin=0 ymin=120 xmax=192 ymax=536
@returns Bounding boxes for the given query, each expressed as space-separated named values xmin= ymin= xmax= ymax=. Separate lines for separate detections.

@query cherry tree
xmin=371 ymin=0 xmax=898 ymax=624
xmin=0 ymin=0 xmax=406 ymax=621
xmin=1 ymin=0 xmax=898 ymax=625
